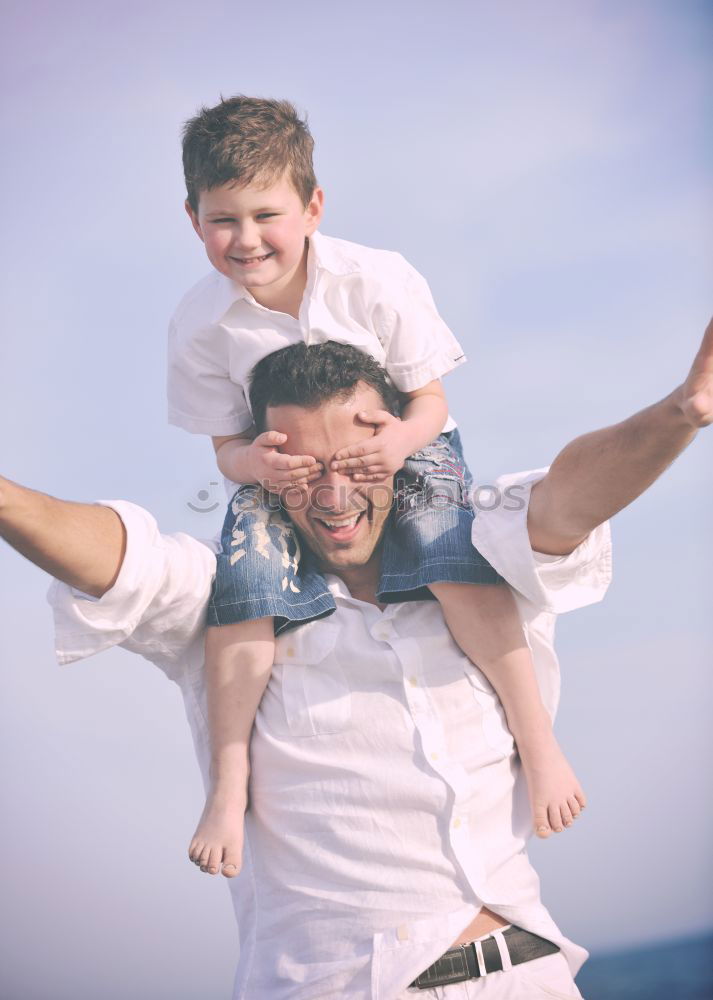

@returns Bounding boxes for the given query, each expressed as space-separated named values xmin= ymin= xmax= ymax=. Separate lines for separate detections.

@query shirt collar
xmin=209 ymin=272 xmax=250 ymax=324
xmin=208 ymin=231 xmax=359 ymax=325
xmin=325 ymin=573 xmax=357 ymax=603
xmin=324 ymin=573 xmax=400 ymax=624
xmin=308 ymin=230 xmax=361 ymax=277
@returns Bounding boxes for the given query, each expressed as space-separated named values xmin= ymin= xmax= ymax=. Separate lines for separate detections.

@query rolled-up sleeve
xmin=471 ymin=469 xmax=612 ymax=614
xmin=373 ymin=255 xmax=467 ymax=392
xmin=47 ymin=501 xmax=216 ymax=680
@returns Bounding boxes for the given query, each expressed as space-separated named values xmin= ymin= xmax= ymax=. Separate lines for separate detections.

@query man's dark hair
xmin=249 ymin=343 xmax=400 ymax=432
xmin=182 ymin=96 xmax=317 ymax=212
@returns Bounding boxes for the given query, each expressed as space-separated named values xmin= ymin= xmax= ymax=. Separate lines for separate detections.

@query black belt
xmin=410 ymin=925 xmax=560 ymax=990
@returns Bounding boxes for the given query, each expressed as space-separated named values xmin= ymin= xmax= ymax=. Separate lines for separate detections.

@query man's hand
xmin=678 ymin=316 xmax=713 ymax=428
xmin=331 ymin=411 xmax=413 ymax=482
xmin=247 ymin=431 xmax=323 ymax=491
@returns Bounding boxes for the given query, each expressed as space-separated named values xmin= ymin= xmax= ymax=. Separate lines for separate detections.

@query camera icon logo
xmin=187 ymin=481 xmax=221 ymax=513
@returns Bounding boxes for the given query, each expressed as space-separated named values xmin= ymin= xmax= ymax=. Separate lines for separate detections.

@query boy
xmin=168 ymin=96 xmax=585 ymax=879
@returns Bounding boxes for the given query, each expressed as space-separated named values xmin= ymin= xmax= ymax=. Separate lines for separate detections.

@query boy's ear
xmin=304 ymin=187 xmax=324 ymax=235
xmin=185 ymin=200 xmax=204 ymax=242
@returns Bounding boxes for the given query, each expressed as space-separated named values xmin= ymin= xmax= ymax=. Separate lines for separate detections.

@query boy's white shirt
xmin=167 ymin=230 xmax=467 ymax=438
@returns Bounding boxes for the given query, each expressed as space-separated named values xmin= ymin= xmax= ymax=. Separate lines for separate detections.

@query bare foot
xmin=518 ymin=732 xmax=587 ymax=838
xmin=188 ymin=785 xmax=247 ymax=877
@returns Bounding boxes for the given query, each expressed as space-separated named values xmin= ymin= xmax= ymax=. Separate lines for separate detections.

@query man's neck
xmin=323 ymin=557 xmax=383 ymax=608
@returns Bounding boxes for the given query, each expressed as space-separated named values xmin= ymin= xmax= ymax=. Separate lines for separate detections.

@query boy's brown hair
xmin=182 ymin=96 xmax=317 ymax=212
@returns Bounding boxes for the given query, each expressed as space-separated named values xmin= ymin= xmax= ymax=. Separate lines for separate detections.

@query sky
xmin=0 ymin=1 xmax=712 ymax=997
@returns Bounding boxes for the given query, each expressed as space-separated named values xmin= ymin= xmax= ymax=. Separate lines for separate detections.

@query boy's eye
xmin=256 ymin=213 xmax=278 ymax=220
xmin=210 ymin=217 xmax=234 ymax=224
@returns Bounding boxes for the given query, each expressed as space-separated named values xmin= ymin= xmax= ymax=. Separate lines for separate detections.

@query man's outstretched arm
xmin=528 ymin=318 xmax=713 ymax=556
xmin=0 ymin=478 xmax=126 ymax=597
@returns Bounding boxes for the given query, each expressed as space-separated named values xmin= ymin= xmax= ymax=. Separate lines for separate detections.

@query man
xmin=1 ymin=325 xmax=711 ymax=999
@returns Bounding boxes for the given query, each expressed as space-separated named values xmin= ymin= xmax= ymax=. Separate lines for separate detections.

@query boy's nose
xmin=234 ymin=222 xmax=262 ymax=251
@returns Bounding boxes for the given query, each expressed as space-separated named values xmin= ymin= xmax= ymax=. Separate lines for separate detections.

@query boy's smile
xmin=187 ymin=174 xmax=323 ymax=312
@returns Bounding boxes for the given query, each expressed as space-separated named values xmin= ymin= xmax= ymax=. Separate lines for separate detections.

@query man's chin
xmin=320 ymin=549 xmax=369 ymax=571
xmin=313 ymin=536 xmax=370 ymax=570
xmin=305 ymin=527 xmax=381 ymax=574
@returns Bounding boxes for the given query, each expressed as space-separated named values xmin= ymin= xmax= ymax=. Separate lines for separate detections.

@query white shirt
xmin=48 ymin=470 xmax=612 ymax=1000
xmin=166 ymin=231 xmax=466 ymax=437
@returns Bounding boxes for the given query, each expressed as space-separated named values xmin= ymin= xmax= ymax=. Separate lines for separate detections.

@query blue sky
xmin=1 ymin=2 xmax=711 ymax=996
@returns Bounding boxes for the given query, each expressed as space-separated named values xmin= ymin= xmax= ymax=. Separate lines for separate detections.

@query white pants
xmin=398 ymin=952 xmax=584 ymax=999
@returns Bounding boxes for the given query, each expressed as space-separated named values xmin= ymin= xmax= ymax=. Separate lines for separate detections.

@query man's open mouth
xmin=231 ymin=251 xmax=276 ymax=265
xmin=313 ymin=510 xmax=367 ymax=541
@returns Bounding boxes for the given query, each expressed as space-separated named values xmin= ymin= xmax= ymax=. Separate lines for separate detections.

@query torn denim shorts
xmin=377 ymin=428 xmax=504 ymax=603
xmin=206 ymin=429 xmax=504 ymax=634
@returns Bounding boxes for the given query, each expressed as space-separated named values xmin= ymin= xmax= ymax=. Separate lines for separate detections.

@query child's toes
xmin=205 ymin=845 xmax=222 ymax=875
xmin=559 ymin=801 xmax=574 ymax=829
xmin=198 ymin=844 xmax=213 ymax=872
xmin=222 ymin=841 xmax=243 ymax=878
xmin=189 ymin=839 xmax=204 ymax=866
xmin=548 ymin=804 xmax=564 ymax=833
xmin=221 ymin=854 xmax=241 ymax=878
xmin=533 ymin=804 xmax=552 ymax=838
xmin=568 ymin=796 xmax=582 ymax=819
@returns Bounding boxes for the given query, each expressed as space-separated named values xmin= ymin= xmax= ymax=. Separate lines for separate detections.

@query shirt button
xmin=409 ymin=676 xmax=418 ymax=687
xmin=430 ymin=752 xmax=439 ymax=761
xmin=286 ymin=646 xmax=295 ymax=658
xmin=453 ymin=817 xmax=462 ymax=829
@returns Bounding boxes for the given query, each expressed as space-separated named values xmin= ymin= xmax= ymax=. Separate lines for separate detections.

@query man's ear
xmin=185 ymin=200 xmax=204 ymax=242
xmin=304 ymin=187 xmax=324 ymax=236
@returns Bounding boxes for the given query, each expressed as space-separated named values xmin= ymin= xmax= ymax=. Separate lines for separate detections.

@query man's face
xmin=186 ymin=173 xmax=323 ymax=303
xmin=266 ymin=385 xmax=394 ymax=581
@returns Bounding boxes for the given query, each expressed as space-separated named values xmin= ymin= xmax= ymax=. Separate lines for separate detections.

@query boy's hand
xmin=248 ymin=431 xmax=323 ymax=491
xmin=331 ymin=411 xmax=412 ymax=482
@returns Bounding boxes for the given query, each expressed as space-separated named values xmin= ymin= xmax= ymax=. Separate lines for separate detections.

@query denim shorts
xmin=206 ymin=429 xmax=504 ymax=634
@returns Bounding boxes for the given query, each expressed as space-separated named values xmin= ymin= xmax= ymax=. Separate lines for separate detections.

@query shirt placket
xmin=242 ymin=288 xmax=307 ymax=341
xmin=368 ymin=610 xmax=488 ymax=896
xmin=299 ymin=243 xmax=320 ymax=345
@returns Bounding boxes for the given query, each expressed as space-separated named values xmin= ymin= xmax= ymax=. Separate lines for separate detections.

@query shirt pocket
xmin=462 ymin=665 xmax=515 ymax=759
xmin=273 ymin=622 xmax=351 ymax=738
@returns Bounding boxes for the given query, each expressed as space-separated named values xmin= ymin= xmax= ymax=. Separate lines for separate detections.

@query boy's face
xmin=186 ymin=174 xmax=323 ymax=302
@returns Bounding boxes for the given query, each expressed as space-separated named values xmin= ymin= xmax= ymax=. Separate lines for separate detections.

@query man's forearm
xmin=0 ymin=477 xmax=126 ymax=597
xmin=528 ymin=388 xmax=697 ymax=555
xmin=529 ymin=319 xmax=712 ymax=555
